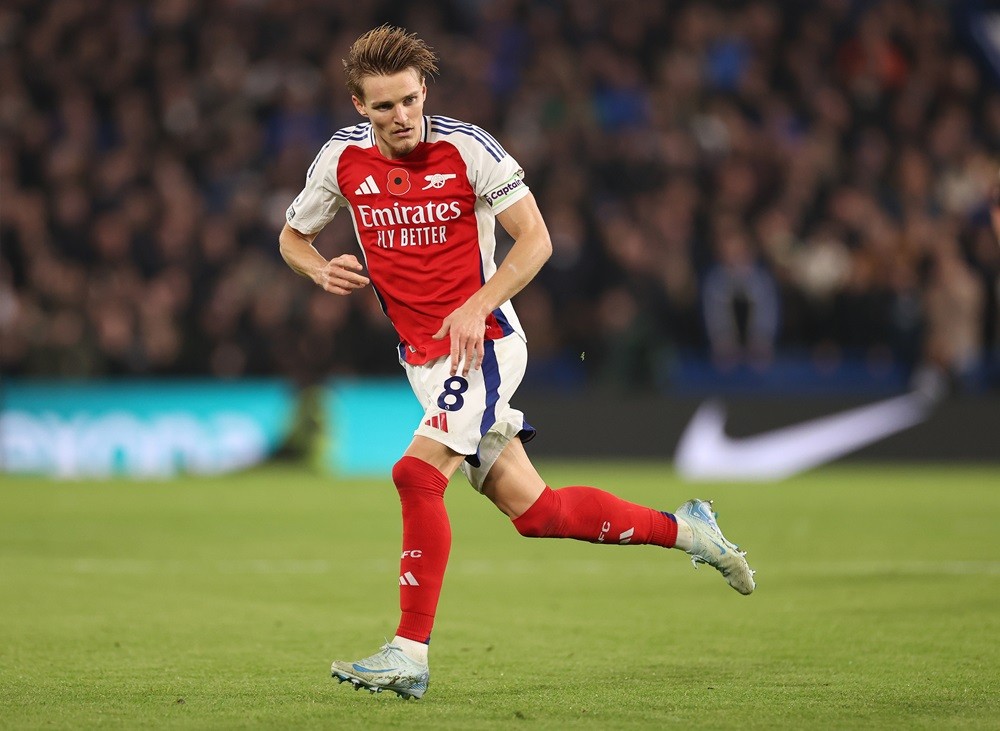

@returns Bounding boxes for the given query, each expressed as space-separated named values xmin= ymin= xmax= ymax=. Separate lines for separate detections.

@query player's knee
xmin=514 ymin=519 xmax=549 ymax=538
xmin=512 ymin=486 xmax=562 ymax=538
xmin=391 ymin=457 xmax=412 ymax=491
xmin=392 ymin=456 xmax=447 ymax=497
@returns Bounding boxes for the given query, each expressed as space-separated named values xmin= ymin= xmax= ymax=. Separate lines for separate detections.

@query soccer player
xmin=278 ymin=25 xmax=755 ymax=700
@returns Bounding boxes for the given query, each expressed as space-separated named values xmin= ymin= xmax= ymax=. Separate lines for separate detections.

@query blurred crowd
xmin=2 ymin=0 xmax=999 ymax=392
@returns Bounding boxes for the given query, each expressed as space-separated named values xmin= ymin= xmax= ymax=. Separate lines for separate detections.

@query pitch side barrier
xmin=3 ymin=379 xmax=996 ymax=480
xmin=0 ymin=378 xmax=419 ymax=479
xmin=0 ymin=379 xmax=297 ymax=478
xmin=520 ymin=389 xmax=1000 ymax=478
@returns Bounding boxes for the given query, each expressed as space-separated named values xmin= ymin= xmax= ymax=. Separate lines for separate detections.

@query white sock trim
xmin=674 ymin=516 xmax=694 ymax=552
xmin=392 ymin=635 xmax=429 ymax=664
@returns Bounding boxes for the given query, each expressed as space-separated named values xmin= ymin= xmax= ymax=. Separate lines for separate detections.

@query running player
xmin=278 ymin=25 xmax=755 ymax=700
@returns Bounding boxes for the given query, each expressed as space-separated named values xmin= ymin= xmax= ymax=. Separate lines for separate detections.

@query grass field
xmin=1 ymin=461 xmax=998 ymax=730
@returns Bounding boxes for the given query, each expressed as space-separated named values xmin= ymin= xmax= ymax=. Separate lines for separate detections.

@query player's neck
xmin=378 ymin=144 xmax=418 ymax=160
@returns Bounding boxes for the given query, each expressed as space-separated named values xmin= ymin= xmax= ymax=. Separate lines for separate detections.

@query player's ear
xmin=352 ymin=95 xmax=367 ymax=117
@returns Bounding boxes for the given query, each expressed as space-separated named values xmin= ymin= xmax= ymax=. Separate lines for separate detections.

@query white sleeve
xmin=457 ymin=124 xmax=531 ymax=215
xmin=285 ymin=140 xmax=346 ymax=235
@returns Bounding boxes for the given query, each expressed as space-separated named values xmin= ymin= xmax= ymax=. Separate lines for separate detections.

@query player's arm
xmin=433 ymin=192 xmax=552 ymax=376
xmin=279 ymin=223 xmax=369 ymax=296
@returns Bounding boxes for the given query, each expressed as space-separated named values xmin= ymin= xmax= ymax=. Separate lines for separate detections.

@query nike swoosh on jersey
xmin=674 ymin=390 xmax=937 ymax=481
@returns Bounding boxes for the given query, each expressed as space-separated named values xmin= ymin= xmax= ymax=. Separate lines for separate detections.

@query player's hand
xmin=432 ymin=303 xmax=487 ymax=376
xmin=313 ymin=254 xmax=369 ymax=295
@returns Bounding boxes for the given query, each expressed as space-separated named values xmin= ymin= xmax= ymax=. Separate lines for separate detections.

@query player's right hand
xmin=314 ymin=254 xmax=370 ymax=295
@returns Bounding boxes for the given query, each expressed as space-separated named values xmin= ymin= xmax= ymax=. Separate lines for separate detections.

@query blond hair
xmin=343 ymin=25 xmax=438 ymax=100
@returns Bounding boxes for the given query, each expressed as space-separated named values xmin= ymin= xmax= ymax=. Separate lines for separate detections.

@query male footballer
xmin=278 ymin=25 xmax=755 ymax=700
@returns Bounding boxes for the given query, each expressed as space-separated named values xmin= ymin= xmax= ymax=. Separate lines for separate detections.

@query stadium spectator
xmin=701 ymin=216 xmax=781 ymax=371
xmin=923 ymin=236 xmax=986 ymax=390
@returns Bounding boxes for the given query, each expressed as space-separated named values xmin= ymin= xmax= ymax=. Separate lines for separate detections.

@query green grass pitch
xmin=1 ymin=461 xmax=998 ymax=730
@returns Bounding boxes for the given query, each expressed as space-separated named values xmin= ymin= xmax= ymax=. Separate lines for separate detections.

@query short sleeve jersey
xmin=286 ymin=115 xmax=531 ymax=365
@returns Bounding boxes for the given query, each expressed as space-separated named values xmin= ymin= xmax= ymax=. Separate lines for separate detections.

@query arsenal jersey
xmin=286 ymin=115 xmax=531 ymax=365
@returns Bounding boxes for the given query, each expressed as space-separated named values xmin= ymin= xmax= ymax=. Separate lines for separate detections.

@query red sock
xmin=512 ymin=486 xmax=677 ymax=547
xmin=392 ymin=456 xmax=451 ymax=644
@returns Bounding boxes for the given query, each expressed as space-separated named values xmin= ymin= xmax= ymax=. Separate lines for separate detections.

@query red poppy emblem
xmin=387 ymin=168 xmax=411 ymax=195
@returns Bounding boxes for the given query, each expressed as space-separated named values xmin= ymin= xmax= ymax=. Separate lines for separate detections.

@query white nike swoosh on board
xmin=674 ymin=391 xmax=936 ymax=481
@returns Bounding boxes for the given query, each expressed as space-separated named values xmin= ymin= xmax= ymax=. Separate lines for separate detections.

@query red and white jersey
xmin=286 ymin=115 xmax=531 ymax=365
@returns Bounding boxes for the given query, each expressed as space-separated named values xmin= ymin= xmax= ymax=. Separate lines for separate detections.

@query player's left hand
xmin=432 ymin=303 xmax=487 ymax=376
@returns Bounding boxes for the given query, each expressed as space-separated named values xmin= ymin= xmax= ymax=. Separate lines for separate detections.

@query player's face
xmin=354 ymin=69 xmax=426 ymax=160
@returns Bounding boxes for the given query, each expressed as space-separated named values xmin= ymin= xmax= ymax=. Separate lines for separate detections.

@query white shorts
xmin=402 ymin=333 xmax=536 ymax=491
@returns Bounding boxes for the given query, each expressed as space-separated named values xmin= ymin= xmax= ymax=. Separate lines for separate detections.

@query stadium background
xmin=3 ymin=0 xmax=1000 ymax=472
xmin=2 ymin=3 xmax=1000 ymax=729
